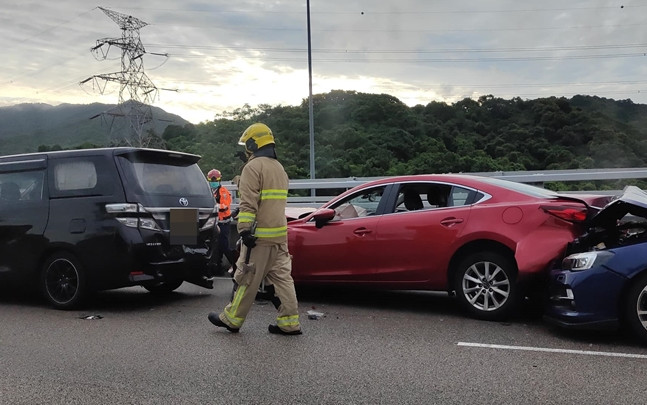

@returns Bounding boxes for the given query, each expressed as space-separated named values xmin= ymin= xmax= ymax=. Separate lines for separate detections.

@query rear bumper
xmin=98 ymin=225 xmax=215 ymax=289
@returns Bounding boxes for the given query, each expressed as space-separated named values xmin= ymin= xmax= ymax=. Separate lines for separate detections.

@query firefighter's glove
xmin=240 ymin=230 xmax=257 ymax=248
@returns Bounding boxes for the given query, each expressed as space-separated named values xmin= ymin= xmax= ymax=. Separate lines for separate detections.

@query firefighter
xmin=208 ymin=123 xmax=302 ymax=335
xmin=207 ymin=168 xmax=236 ymax=275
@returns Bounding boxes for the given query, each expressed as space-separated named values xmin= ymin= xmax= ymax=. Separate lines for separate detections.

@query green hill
xmin=3 ymin=92 xmax=647 ymax=192
xmin=0 ymin=102 xmax=188 ymax=155
xmin=159 ymin=92 xmax=647 ymax=192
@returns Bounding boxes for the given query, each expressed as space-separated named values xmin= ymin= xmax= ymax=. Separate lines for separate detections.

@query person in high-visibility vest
xmin=207 ymin=168 xmax=236 ymax=276
xmin=208 ymin=123 xmax=302 ymax=335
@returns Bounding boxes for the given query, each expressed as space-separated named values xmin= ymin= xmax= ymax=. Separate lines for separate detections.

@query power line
xmin=145 ymin=42 xmax=647 ymax=54
xmin=156 ymin=52 xmax=647 ymax=63
xmin=112 ymin=4 xmax=647 ymax=15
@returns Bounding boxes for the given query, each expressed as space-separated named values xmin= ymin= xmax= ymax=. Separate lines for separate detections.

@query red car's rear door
xmin=375 ymin=206 xmax=470 ymax=286
xmin=371 ymin=182 xmax=474 ymax=287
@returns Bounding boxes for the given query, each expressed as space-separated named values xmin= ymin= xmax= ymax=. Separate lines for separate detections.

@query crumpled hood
xmin=588 ymin=186 xmax=647 ymax=228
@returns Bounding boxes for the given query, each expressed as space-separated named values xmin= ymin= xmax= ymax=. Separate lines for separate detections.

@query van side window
xmin=49 ymin=156 xmax=114 ymax=198
xmin=0 ymin=171 xmax=45 ymax=203
xmin=54 ymin=161 xmax=97 ymax=191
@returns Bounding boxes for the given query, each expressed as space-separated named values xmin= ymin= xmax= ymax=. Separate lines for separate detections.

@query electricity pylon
xmin=81 ymin=7 xmax=162 ymax=147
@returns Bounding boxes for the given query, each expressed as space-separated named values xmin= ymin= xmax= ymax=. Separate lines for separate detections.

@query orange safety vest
xmin=214 ymin=186 xmax=232 ymax=221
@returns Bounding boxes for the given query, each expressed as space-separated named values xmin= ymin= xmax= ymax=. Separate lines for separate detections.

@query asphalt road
xmin=1 ymin=279 xmax=647 ymax=405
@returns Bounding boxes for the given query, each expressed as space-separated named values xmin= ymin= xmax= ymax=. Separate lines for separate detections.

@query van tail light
xmin=105 ymin=203 xmax=162 ymax=231
xmin=541 ymin=205 xmax=588 ymax=223
xmin=105 ymin=203 xmax=139 ymax=213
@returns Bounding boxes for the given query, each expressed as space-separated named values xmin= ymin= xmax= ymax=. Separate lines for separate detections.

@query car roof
xmin=0 ymin=147 xmax=201 ymax=162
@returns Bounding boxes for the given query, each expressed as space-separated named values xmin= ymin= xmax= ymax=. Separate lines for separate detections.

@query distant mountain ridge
xmin=0 ymin=102 xmax=189 ymax=155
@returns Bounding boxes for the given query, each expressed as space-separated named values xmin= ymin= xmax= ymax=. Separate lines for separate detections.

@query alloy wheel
xmin=636 ymin=285 xmax=647 ymax=331
xmin=461 ymin=260 xmax=511 ymax=312
xmin=45 ymin=258 xmax=79 ymax=305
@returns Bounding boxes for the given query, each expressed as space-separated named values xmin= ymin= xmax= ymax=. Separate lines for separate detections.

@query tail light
xmin=541 ymin=205 xmax=588 ymax=223
xmin=105 ymin=203 xmax=162 ymax=231
xmin=105 ymin=203 xmax=217 ymax=232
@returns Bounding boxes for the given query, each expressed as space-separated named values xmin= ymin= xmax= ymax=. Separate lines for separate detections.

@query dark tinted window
xmin=0 ymin=170 xmax=45 ymax=202
xmin=117 ymin=155 xmax=211 ymax=197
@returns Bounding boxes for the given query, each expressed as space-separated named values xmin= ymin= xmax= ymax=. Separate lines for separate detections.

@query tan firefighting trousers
xmin=218 ymin=243 xmax=301 ymax=333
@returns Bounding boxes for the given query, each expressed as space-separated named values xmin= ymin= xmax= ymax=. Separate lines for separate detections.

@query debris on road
xmin=79 ymin=315 xmax=103 ymax=320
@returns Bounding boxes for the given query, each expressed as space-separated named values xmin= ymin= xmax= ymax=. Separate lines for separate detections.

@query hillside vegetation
xmin=0 ymin=102 xmax=188 ymax=155
xmin=3 ymin=92 xmax=647 ymax=191
xmin=161 ymin=91 xmax=647 ymax=190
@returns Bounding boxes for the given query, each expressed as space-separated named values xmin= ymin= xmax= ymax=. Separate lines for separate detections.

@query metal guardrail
xmin=223 ymin=167 xmax=647 ymax=206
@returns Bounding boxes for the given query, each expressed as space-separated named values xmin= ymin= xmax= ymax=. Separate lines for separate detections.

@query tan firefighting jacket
xmin=236 ymin=155 xmax=289 ymax=245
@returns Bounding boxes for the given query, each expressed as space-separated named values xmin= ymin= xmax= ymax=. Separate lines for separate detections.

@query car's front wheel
xmin=454 ymin=251 xmax=520 ymax=321
xmin=41 ymin=252 xmax=87 ymax=309
xmin=623 ymin=273 xmax=647 ymax=344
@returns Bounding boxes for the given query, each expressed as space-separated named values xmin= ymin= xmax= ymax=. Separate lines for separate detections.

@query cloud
xmin=2 ymin=0 xmax=647 ymax=124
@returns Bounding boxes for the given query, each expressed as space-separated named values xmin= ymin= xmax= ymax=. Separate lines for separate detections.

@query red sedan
xmin=286 ymin=174 xmax=611 ymax=321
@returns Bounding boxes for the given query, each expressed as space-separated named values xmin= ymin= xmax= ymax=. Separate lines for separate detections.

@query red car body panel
xmin=287 ymin=174 xmax=605 ymax=292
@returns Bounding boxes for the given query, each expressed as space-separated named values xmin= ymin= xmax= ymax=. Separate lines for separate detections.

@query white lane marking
xmin=457 ymin=342 xmax=647 ymax=359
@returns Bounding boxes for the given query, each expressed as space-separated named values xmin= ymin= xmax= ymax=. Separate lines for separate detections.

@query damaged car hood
xmin=567 ymin=186 xmax=647 ymax=253
xmin=589 ymin=186 xmax=647 ymax=228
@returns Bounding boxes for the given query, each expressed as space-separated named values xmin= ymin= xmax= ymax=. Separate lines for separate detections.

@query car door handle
xmin=353 ymin=227 xmax=372 ymax=236
xmin=440 ymin=217 xmax=464 ymax=227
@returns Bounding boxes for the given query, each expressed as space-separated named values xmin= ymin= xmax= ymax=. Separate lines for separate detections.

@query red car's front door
xmin=289 ymin=215 xmax=382 ymax=283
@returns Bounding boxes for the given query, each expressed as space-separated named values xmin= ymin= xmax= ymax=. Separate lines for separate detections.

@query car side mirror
xmin=313 ymin=208 xmax=336 ymax=229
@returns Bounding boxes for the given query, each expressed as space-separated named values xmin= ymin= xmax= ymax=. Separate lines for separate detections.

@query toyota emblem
xmin=179 ymin=198 xmax=189 ymax=206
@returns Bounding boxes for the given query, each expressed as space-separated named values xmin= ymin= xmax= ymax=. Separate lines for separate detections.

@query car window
xmin=54 ymin=160 xmax=97 ymax=191
xmin=329 ymin=186 xmax=386 ymax=219
xmin=119 ymin=157 xmax=211 ymax=197
xmin=394 ymin=183 xmax=474 ymax=213
xmin=0 ymin=171 xmax=45 ymax=203
xmin=448 ymin=186 xmax=472 ymax=206
xmin=49 ymin=156 xmax=115 ymax=198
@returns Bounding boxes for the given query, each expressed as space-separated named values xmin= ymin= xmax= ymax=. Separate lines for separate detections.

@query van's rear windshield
xmin=117 ymin=154 xmax=210 ymax=196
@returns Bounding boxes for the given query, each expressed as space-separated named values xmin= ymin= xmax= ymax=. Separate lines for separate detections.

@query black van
xmin=0 ymin=147 xmax=218 ymax=309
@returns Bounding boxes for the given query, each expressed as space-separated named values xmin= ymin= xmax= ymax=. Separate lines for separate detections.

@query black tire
xmin=454 ymin=251 xmax=520 ymax=321
xmin=143 ymin=279 xmax=183 ymax=294
xmin=623 ymin=273 xmax=647 ymax=344
xmin=41 ymin=252 xmax=87 ymax=310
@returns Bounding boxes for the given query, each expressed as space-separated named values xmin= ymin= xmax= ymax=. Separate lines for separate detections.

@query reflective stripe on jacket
xmin=237 ymin=156 xmax=289 ymax=244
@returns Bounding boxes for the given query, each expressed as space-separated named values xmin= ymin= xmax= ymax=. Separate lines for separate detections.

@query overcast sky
xmin=2 ymin=1 xmax=647 ymax=124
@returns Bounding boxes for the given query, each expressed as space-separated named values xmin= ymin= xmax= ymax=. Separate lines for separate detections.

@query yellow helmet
xmin=239 ymin=123 xmax=275 ymax=153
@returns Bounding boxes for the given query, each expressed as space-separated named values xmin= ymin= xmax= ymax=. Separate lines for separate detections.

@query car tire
xmin=41 ymin=252 xmax=87 ymax=310
xmin=143 ymin=279 xmax=184 ymax=294
xmin=454 ymin=251 xmax=520 ymax=321
xmin=623 ymin=273 xmax=647 ymax=344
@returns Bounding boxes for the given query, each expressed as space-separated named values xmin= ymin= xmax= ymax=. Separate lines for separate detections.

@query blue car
xmin=546 ymin=186 xmax=647 ymax=343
